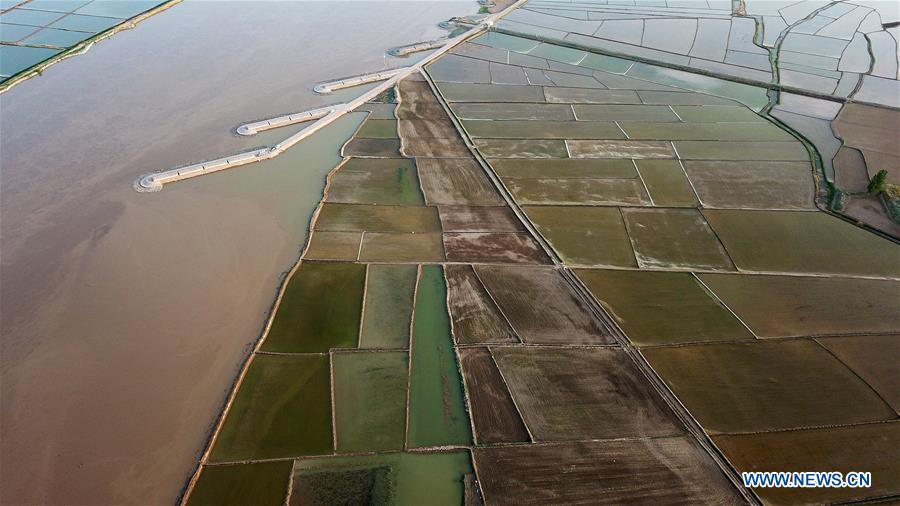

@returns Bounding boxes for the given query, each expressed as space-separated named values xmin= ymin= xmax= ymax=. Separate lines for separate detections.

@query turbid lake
xmin=0 ymin=1 xmax=473 ymax=503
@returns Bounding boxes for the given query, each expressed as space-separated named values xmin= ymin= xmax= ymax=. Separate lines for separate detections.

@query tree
xmin=868 ymin=170 xmax=889 ymax=195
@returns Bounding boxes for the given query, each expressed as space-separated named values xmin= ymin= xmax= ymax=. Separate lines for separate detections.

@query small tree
xmin=868 ymin=170 xmax=889 ymax=195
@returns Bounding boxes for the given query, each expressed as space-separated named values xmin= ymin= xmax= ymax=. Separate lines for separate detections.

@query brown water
xmin=0 ymin=1 xmax=474 ymax=504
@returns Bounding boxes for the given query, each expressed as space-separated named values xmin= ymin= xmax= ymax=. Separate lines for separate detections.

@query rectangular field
xmin=209 ymin=354 xmax=332 ymax=461
xmin=633 ymin=159 xmax=697 ymax=207
xmin=358 ymin=232 xmax=445 ymax=262
xmin=703 ymin=210 xmax=900 ymax=277
xmin=458 ymin=348 xmax=530 ymax=444
xmin=622 ymin=208 xmax=734 ymax=271
xmin=416 ymin=158 xmax=504 ymax=206
xmin=262 ymin=262 xmax=365 ymax=353
xmin=443 ymin=232 xmax=549 ymax=264
xmin=505 ymin=177 xmax=650 ymax=206
xmin=492 ymin=347 xmax=683 ymax=440
xmin=642 ymin=339 xmax=895 ymax=433
xmin=445 ymin=264 xmax=518 ymax=344
xmin=699 ymin=273 xmax=900 ymax=337
xmin=359 ymin=264 xmax=417 ymax=349
xmin=816 ymin=334 xmax=900 ymax=412
xmin=683 ymin=161 xmax=815 ymax=210
xmin=475 ymin=265 xmax=613 ymax=345
xmin=473 ymin=438 xmax=742 ymax=505
xmin=575 ymin=269 xmax=753 ymax=346
xmin=187 ymin=462 xmax=292 ymax=506
xmin=438 ymin=206 xmax=524 ymax=232
xmin=326 ymin=158 xmax=424 ymax=206
xmin=407 ymin=266 xmax=472 ymax=448
xmin=333 ymin=351 xmax=408 ymax=453
xmin=315 ymin=203 xmax=442 ymax=233
xmin=524 ymin=206 xmax=637 ymax=267
xmin=713 ymin=423 xmax=900 ymax=505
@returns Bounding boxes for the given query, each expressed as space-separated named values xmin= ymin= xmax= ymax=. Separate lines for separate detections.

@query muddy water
xmin=0 ymin=1 xmax=473 ymax=504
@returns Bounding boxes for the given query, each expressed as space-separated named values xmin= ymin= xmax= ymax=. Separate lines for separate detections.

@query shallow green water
xmin=407 ymin=265 xmax=472 ymax=448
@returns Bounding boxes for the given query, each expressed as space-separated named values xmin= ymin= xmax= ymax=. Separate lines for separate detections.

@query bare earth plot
xmin=184 ymin=2 xmax=900 ymax=503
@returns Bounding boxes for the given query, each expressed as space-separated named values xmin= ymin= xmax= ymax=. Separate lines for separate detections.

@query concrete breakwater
xmin=313 ymin=68 xmax=407 ymax=94
xmin=134 ymin=0 xmax=525 ymax=192
xmin=236 ymin=105 xmax=337 ymax=136
xmin=387 ymin=38 xmax=447 ymax=57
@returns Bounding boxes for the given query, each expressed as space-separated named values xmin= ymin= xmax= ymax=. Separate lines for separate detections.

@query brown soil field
xmin=458 ymin=347 xmax=530 ymax=444
xmin=473 ymin=438 xmax=743 ymax=505
xmin=438 ymin=206 xmax=525 ymax=232
xmin=816 ymin=334 xmax=900 ymax=413
xmin=643 ymin=339 xmax=896 ymax=433
xmin=714 ymin=422 xmax=900 ymax=505
xmin=492 ymin=347 xmax=684 ymax=440
xmin=445 ymin=264 xmax=518 ymax=344
xmin=475 ymin=265 xmax=613 ymax=345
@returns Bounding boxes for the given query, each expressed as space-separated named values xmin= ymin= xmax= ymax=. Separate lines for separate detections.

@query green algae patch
xmin=360 ymin=264 xmax=417 ymax=349
xmin=634 ymin=160 xmax=697 ymax=207
xmin=187 ymin=462 xmax=292 ymax=506
xmin=209 ymin=354 xmax=332 ymax=461
xmin=703 ymin=210 xmax=900 ymax=277
xmin=407 ymin=266 xmax=472 ymax=448
xmin=475 ymin=265 xmax=612 ymax=345
xmin=622 ymin=208 xmax=734 ymax=271
xmin=356 ymin=119 xmax=399 ymax=138
xmin=333 ymin=351 xmax=408 ymax=453
xmin=327 ymin=158 xmax=424 ymax=206
xmin=643 ymin=340 xmax=896 ymax=433
xmin=291 ymin=451 xmax=473 ymax=505
xmin=524 ymin=206 xmax=636 ymax=267
xmin=575 ymin=269 xmax=753 ymax=346
xmin=262 ymin=262 xmax=365 ymax=353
